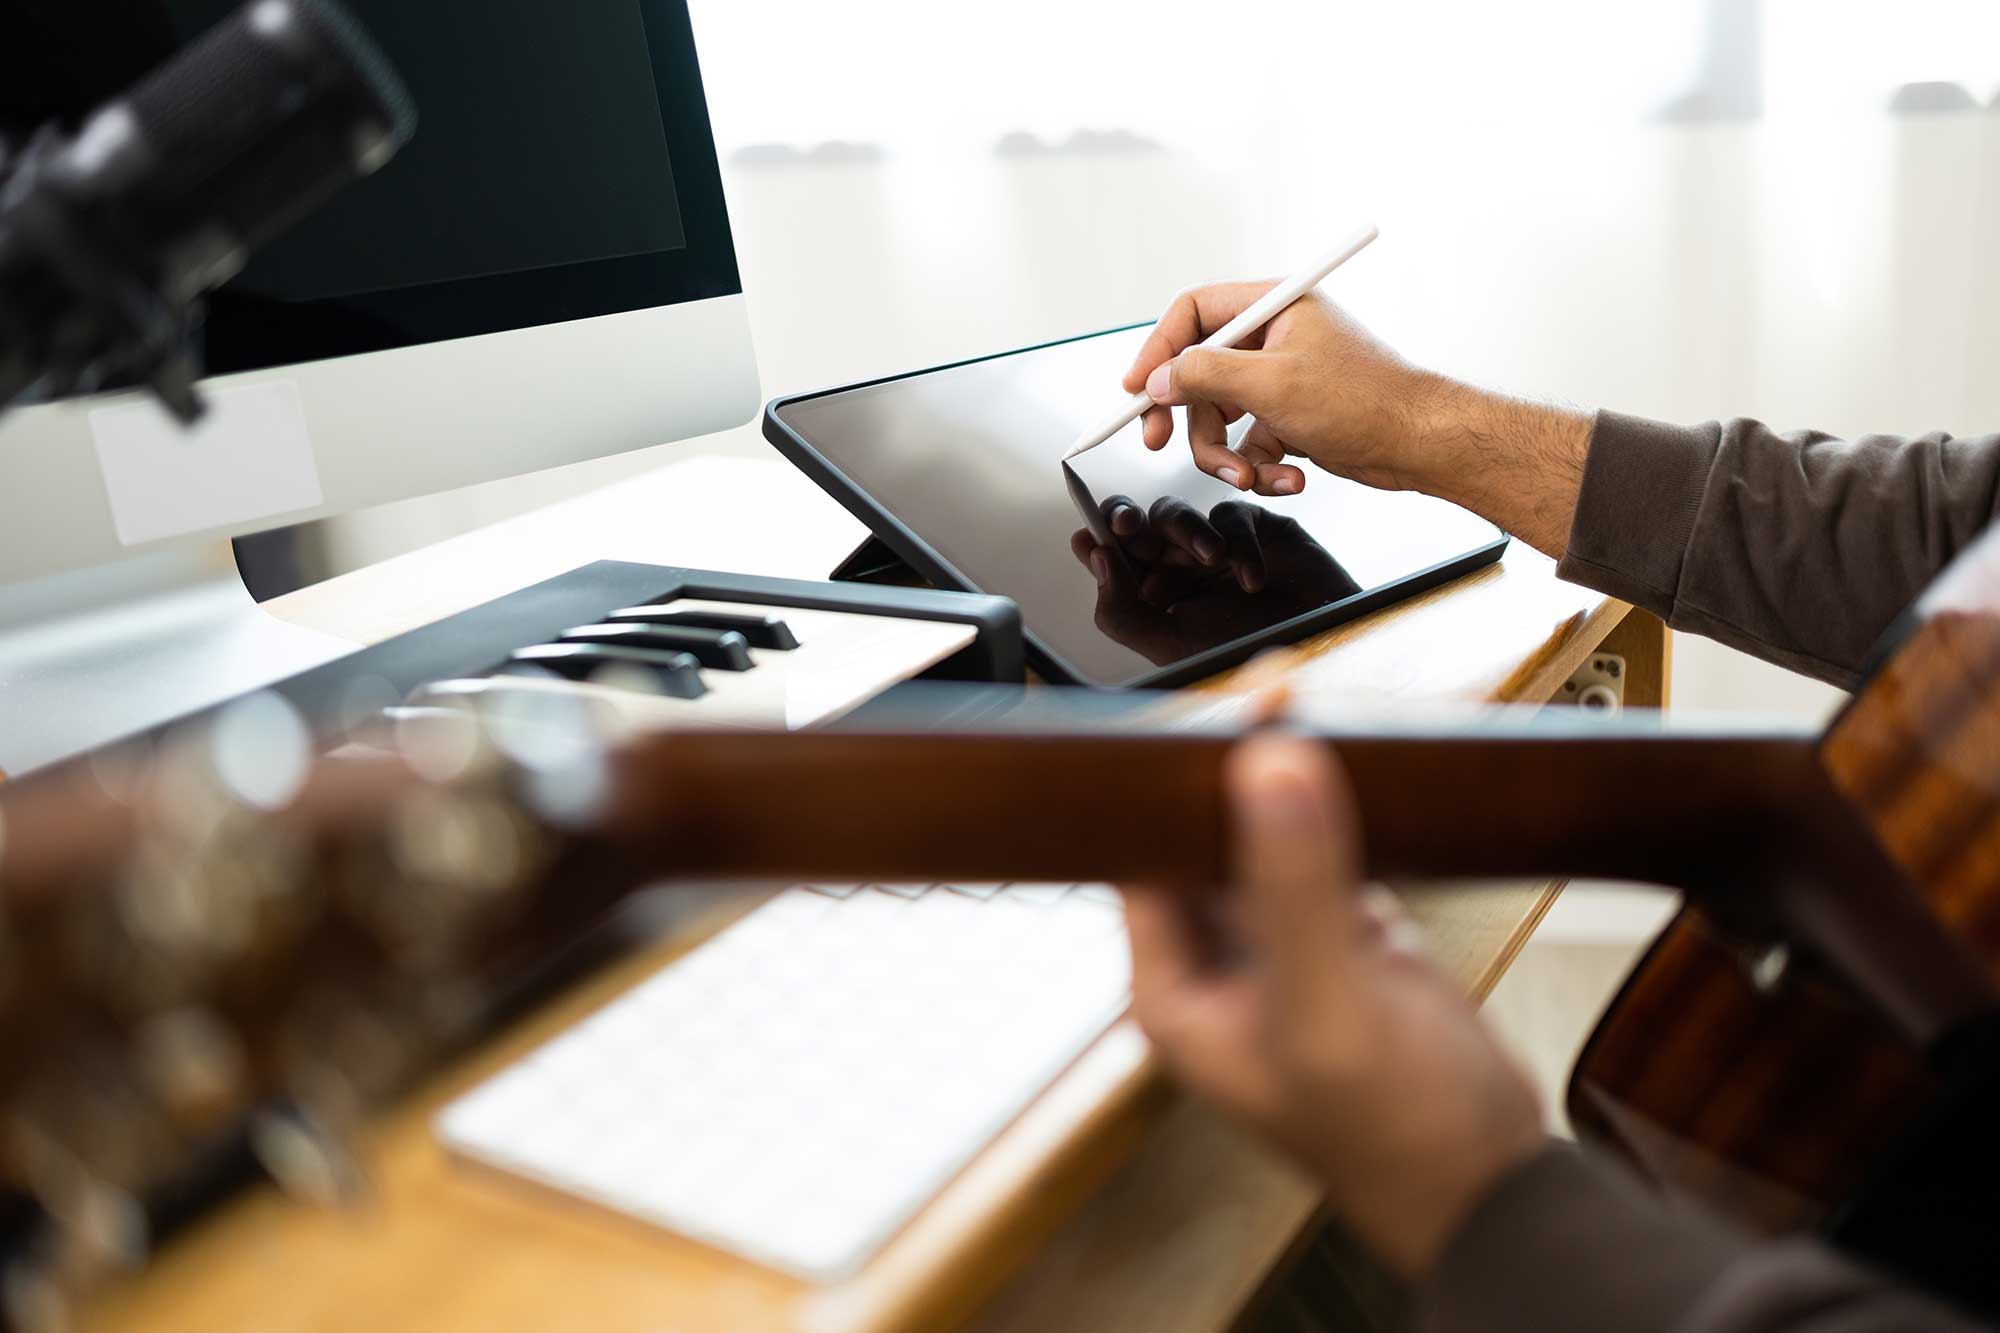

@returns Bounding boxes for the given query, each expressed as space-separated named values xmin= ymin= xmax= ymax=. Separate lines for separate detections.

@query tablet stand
xmin=830 ymin=535 xmax=937 ymax=589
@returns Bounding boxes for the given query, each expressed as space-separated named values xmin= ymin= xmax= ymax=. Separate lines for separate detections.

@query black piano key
xmin=609 ymin=605 xmax=800 ymax=651
xmin=501 ymin=644 xmax=706 ymax=699
xmin=559 ymin=623 xmax=754 ymax=672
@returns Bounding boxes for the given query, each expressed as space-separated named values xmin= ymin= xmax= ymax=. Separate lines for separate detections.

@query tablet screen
xmin=773 ymin=327 xmax=1506 ymax=687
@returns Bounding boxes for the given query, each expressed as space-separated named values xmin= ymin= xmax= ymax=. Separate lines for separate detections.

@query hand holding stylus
xmin=1067 ymin=225 xmax=1377 ymax=476
xmin=1114 ymin=256 xmax=1600 ymax=545
xmin=1118 ymin=258 xmax=1437 ymax=497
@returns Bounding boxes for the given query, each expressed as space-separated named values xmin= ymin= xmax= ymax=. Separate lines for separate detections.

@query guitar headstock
xmin=0 ymin=697 xmax=586 ymax=1322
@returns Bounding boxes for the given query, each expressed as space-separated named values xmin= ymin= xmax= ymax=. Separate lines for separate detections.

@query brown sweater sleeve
xmin=1556 ymin=413 xmax=2000 ymax=688
xmin=1417 ymin=1145 xmax=1990 ymax=1333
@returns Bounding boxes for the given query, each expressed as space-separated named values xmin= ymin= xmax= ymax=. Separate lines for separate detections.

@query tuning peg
xmin=426 ymin=682 xmax=620 ymax=830
xmin=335 ymin=786 xmax=544 ymax=970
xmin=3 ymin=1260 xmax=70 ymax=1333
xmin=7 ymin=1063 xmax=160 ymax=1195
xmin=140 ymin=733 xmax=240 ymax=846
xmin=248 ymin=1108 xmax=370 ymax=1209
xmin=386 ymin=787 xmax=540 ymax=903
xmin=84 ymin=735 xmax=159 ymax=809
xmin=1748 ymin=942 xmax=1792 ymax=994
xmin=91 ymin=808 xmax=313 ymax=1015
xmin=44 ymin=1175 xmax=148 ymax=1278
xmin=134 ymin=1008 xmax=249 ymax=1133
xmin=2 ymin=1146 xmax=150 ymax=1331
xmin=0 ymin=1169 xmax=147 ymax=1333
xmin=421 ymin=678 xmax=619 ymax=778
xmin=387 ymin=693 xmax=497 ymax=784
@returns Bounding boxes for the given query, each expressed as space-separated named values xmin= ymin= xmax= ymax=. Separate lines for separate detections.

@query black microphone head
xmin=0 ymin=0 xmax=415 ymax=418
xmin=131 ymin=0 xmax=416 ymax=183
xmin=70 ymin=0 xmax=417 ymax=296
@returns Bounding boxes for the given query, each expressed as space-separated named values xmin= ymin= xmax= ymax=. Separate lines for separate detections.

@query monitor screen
xmin=0 ymin=0 xmax=739 ymax=373
xmin=773 ymin=327 xmax=1507 ymax=688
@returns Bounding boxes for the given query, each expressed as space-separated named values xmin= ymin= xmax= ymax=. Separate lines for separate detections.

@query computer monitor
xmin=0 ymin=0 xmax=758 ymax=586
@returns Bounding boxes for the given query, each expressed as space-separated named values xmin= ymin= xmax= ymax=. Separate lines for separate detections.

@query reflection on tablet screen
xmin=774 ymin=327 xmax=1505 ymax=686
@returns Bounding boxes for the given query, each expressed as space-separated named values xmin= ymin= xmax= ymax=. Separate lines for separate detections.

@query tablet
xmin=764 ymin=325 xmax=1508 ymax=688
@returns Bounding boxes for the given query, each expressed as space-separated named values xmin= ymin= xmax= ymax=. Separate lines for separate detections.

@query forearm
xmin=1396 ymin=375 xmax=1594 ymax=560
xmin=1417 ymin=1145 xmax=1990 ymax=1333
xmin=1394 ymin=382 xmax=2000 ymax=687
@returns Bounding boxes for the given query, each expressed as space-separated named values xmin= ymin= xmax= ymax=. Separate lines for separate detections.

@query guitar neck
xmin=606 ymin=720 xmax=1825 ymax=890
xmin=598 ymin=719 xmax=1987 ymax=1046
xmin=0 ymin=717 xmax=1865 ymax=957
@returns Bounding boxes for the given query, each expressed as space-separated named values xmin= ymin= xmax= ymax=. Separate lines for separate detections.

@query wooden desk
xmin=81 ymin=453 xmax=1666 ymax=1333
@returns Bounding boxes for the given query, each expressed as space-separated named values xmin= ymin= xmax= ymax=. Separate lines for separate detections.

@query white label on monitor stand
xmin=89 ymin=379 xmax=324 ymax=546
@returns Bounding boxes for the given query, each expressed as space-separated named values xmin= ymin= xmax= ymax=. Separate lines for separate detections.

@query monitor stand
xmin=0 ymin=545 xmax=358 ymax=778
xmin=829 ymin=535 xmax=936 ymax=589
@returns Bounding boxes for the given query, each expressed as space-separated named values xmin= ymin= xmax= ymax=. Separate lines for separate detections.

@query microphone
xmin=0 ymin=0 xmax=415 ymax=422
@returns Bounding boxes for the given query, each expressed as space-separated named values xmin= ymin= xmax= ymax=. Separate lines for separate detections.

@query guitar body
xmin=1570 ymin=605 xmax=2000 ymax=1300
xmin=1571 ymin=914 xmax=1933 ymax=1227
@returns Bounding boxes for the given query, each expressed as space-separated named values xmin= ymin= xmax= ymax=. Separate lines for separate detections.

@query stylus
xmin=1063 ymin=222 xmax=1380 ymax=461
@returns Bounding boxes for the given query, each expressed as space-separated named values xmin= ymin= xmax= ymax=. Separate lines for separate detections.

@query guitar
xmin=1 ymin=525 xmax=1997 ymax=1319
